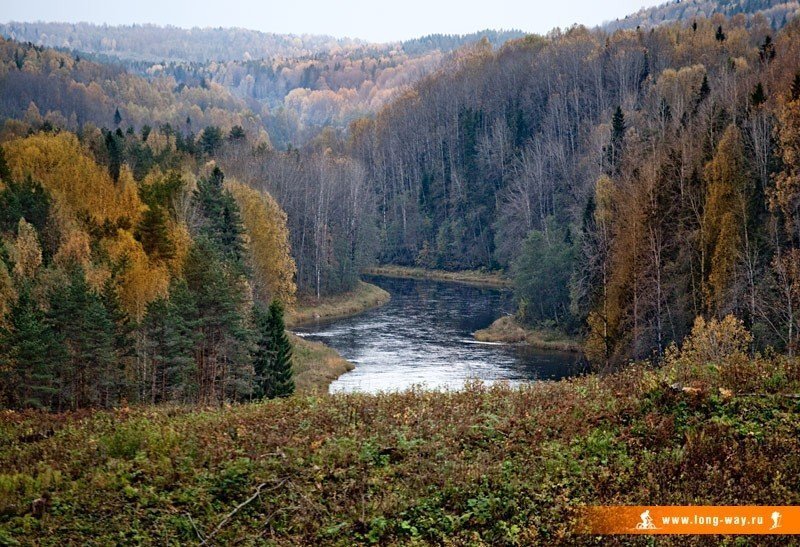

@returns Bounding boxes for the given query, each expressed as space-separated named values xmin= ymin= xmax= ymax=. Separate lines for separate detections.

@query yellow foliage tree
xmin=0 ymin=260 xmax=16 ymax=326
xmin=10 ymin=218 xmax=42 ymax=280
xmin=2 ymin=132 xmax=143 ymax=227
xmin=227 ymin=181 xmax=296 ymax=306
xmin=703 ymin=124 xmax=749 ymax=315
xmin=103 ymin=230 xmax=170 ymax=320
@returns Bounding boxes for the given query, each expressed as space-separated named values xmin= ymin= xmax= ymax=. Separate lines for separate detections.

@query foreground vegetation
xmin=363 ymin=266 xmax=511 ymax=288
xmin=1 ymin=317 xmax=799 ymax=545
xmin=474 ymin=316 xmax=583 ymax=353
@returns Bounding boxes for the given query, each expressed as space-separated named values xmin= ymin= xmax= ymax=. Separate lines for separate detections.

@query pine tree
xmin=105 ymin=130 xmax=123 ymax=182
xmin=48 ymin=267 xmax=117 ymax=409
xmin=135 ymin=205 xmax=175 ymax=260
xmin=141 ymin=279 xmax=199 ymax=403
xmin=0 ymin=176 xmax=51 ymax=234
xmin=715 ymin=26 xmax=726 ymax=42
xmin=184 ymin=237 xmax=252 ymax=404
xmin=199 ymin=126 xmax=223 ymax=156
xmin=0 ymin=146 xmax=10 ymax=182
xmin=698 ymin=74 xmax=711 ymax=104
xmin=0 ymin=286 xmax=59 ymax=409
xmin=791 ymin=73 xmax=800 ymax=102
xmin=114 ymin=107 xmax=122 ymax=126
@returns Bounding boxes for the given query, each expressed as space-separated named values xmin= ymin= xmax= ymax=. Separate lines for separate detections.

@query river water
xmin=293 ymin=276 xmax=584 ymax=393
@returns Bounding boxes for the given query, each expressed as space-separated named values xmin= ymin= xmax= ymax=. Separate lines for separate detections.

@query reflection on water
xmin=293 ymin=276 xmax=584 ymax=393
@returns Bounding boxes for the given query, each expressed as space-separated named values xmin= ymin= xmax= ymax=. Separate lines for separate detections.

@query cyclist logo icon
xmin=635 ymin=509 xmax=659 ymax=530
xmin=771 ymin=511 xmax=782 ymax=530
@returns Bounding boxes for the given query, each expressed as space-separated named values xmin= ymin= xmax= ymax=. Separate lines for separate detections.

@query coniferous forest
xmin=3 ymin=0 xmax=800 ymax=544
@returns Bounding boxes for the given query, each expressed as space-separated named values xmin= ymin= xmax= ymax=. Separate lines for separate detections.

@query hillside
xmin=605 ymin=0 xmax=800 ymax=31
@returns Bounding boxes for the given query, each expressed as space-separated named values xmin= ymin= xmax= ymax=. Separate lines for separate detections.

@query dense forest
xmin=3 ymin=3 xmax=800 ymax=411
xmin=347 ymin=13 xmax=800 ymax=366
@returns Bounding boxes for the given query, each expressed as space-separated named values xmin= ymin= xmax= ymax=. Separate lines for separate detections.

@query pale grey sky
xmin=3 ymin=0 xmax=666 ymax=42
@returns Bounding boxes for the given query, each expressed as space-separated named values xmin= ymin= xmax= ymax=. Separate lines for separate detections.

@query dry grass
xmin=286 ymin=281 xmax=390 ymax=327
xmin=291 ymin=334 xmax=354 ymax=394
xmin=474 ymin=316 xmax=583 ymax=353
xmin=363 ymin=266 xmax=512 ymax=288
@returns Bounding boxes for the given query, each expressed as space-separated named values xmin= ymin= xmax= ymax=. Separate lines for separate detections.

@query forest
xmin=2 ymin=3 xmax=800 ymax=408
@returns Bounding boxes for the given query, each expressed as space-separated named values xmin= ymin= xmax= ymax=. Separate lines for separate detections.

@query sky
xmin=3 ymin=0 xmax=666 ymax=42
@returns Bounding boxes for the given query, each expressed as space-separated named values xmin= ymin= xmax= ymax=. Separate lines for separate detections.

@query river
xmin=293 ymin=276 xmax=584 ymax=393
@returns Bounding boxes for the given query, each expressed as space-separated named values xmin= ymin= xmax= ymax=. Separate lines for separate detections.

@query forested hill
xmin=0 ymin=24 xmax=524 ymax=145
xmin=0 ymin=23 xmax=523 ymax=62
xmin=605 ymin=0 xmax=800 ymax=31
xmin=348 ymin=14 xmax=800 ymax=364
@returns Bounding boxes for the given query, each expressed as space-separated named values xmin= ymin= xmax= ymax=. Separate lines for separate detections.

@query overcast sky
xmin=3 ymin=0 xmax=666 ymax=42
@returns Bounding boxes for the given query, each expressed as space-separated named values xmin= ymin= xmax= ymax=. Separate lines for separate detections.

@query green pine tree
xmin=751 ymin=82 xmax=767 ymax=108
xmin=606 ymin=106 xmax=626 ymax=176
xmin=135 ymin=205 xmax=175 ymax=260
xmin=791 ymin=73 xmax=800 ymax=102
xmin=141 ymin=278 xmax=199 ymax=403
xmin=0 ymin=176 xmax=51 ymax=235
xmin=48 ymin=268 xmax=117 ymax=409
xmin=0 ymin=146 xmax=11 ymax=182
xmin=0 ymin=286 xmax=59 ymax=409
xmin=184 ymin=237 xmax=252 ymax=404
xmin=105 ymin=130 xmax=124 ymax=182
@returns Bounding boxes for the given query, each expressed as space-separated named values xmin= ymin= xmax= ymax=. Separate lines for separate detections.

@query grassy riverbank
xmin=286 ymin=281 xmax=390 ymax=327
xmin=2 ymin=357 xmax=800 ymax=545
xmin=290 ymin=334 xmax=354 ymax=394
xmin=286 ymin=281 xmax=389 ymax=393
xmin=363 ymin=265 xmax=512 ymax=288
xmin=474 ymin=316 xmax=583 ymax=353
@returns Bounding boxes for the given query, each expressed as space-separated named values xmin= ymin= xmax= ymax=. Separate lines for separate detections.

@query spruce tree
xmin=751 ymin=82 xmax=767 ymax=108
xmin=791 ymin=73 xmax=800 ymax=102
xmin=105 ymin=130 xmax=123 ymax=182
xmin=114 ymin=107 xmax=122 ymax=126
xmin=0 ymin=146 xmax=10 ymax=182
xmin=193 ymin=167 xmax=247 ymax=269
xmin=698 ymin=74 xmax=711 ymax=104
xmin=266 ymin=300 xmax=294 ymax=398
xmin=0 ymin=176 xmax=51 ymax=234
xmin=606 ymin=106 xmax=626 ymax=176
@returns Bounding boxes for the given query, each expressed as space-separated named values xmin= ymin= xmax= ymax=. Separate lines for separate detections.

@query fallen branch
xmin=201 ymin=478 xmax=288 ymax=545
xmin=186 ymin=512 xmax=205 ymax=542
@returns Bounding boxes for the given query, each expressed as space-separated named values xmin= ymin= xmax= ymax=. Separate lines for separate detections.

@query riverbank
xmin=363 ymin=265 xmax=512 ymax=288
xmin=286 ymin=281 xmax=389 ymax=393
xmin=286 ymin=281 xmax=390 ymax=327
xmin=290 ymin=334 xmax=355 ymax=394
xmin=3 ymin=358 xmax=799 ymax=545
xmin=474 ymin=316 xmax=583 ymax=353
